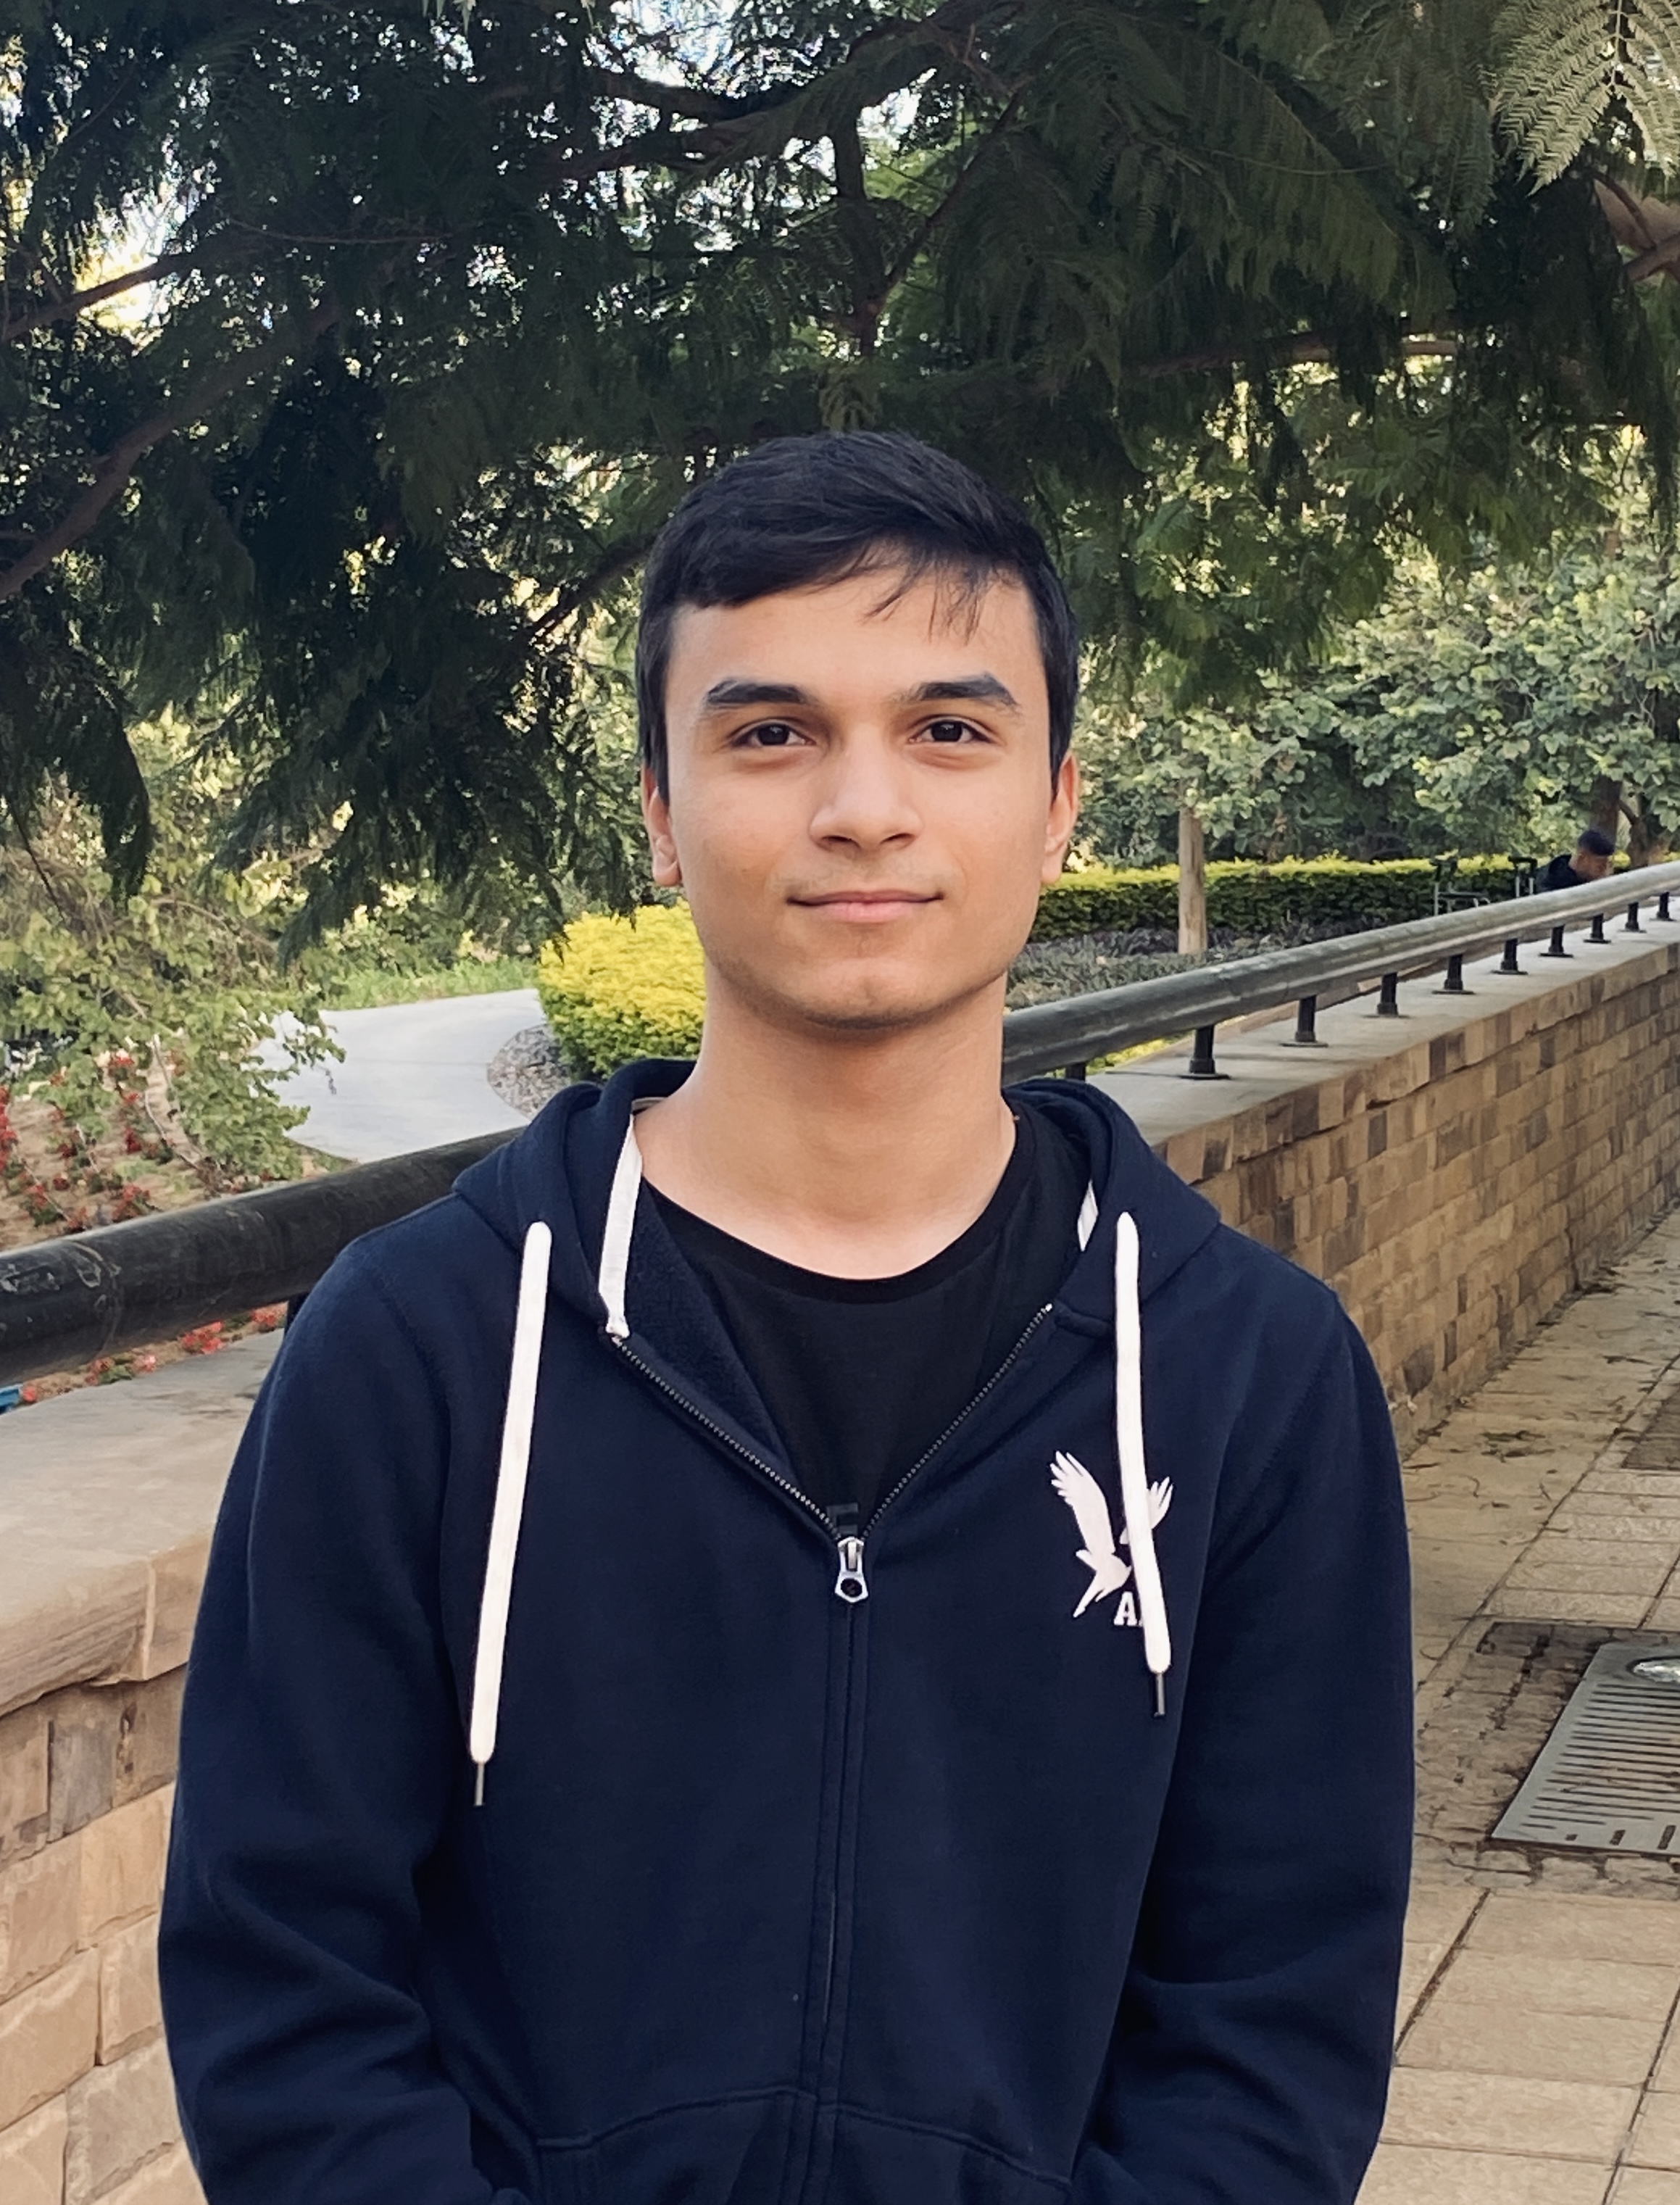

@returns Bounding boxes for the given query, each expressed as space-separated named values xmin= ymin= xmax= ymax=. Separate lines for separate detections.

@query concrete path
xmin=1363 ymin=1203 xmax=1680 ymax=2205
xmin=276 ymin=990 xmax=540 ymax=1163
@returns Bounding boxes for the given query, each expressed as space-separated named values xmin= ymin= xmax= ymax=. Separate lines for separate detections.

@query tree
xmin=1076 ymin=483 xmax=1680 ymax=868
xmin=4 ymin=0 xmax=1680 ymax=931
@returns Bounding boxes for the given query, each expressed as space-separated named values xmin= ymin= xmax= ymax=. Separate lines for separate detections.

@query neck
xmin=632 ymin=981 xmax=1017 ymax=1278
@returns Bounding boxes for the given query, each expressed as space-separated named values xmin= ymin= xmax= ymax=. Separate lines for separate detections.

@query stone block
xmin=79 ymin=1792 xmax=172 ymax=1948
xmin=0 ymin=1840 xmax=81 ymax=2003
xmin=140 ymin=1542 xmax=208 ymax=1685
xmin=46 ymin=1698 xmax=119 ymax=1843
xmin=96 ymin=1919 xmax=161 ymax=2066
xmin=0 ymin=2096 xmax=69 ymax=2205
xmin=0 ymin=1952 xmax=99 ymax=2131
xmin=98 ymin=2145 xmax=203 ymax=2205
xmin=0 ymin=1703 xmax=50 ymax=1868
xmin=111 ymin=1678 xmax=183 ymax=1814
xmin=64 ymin=2040 xmax=180 ymax=2205
xmin=0 ymin=1566 xmax=151 ymax=1729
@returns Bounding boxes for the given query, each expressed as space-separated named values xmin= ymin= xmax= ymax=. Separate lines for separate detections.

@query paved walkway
xmin=1363 ymin=1203 xmax=1680 ymax=2204
xmin=275 ymin=990 xmax=540 ymax=1161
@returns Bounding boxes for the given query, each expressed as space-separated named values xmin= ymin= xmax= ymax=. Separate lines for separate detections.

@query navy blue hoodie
xmin=160 ymin=1063 xmax=1413 ymax=2205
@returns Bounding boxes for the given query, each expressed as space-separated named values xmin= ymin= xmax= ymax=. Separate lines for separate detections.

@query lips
xmin=792 ymin=892 xmax=939 ymax=922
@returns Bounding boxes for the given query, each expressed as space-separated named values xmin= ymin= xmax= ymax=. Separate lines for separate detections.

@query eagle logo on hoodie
xmin=1050 ymin=1450 xmax=1173 ymax=1628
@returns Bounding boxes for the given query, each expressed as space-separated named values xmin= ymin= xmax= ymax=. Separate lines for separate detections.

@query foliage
xmin=1494 ymin=0 xmax=1680 ymax=183
xmin=320 ymin=956 xmax=534 ymax=1012
xmin=1077 ymin=489 xmax=1680 ymax=867
xmin=1032 ymin=856 xmax=1527 ymax=940
xmin=538 ymin=906 xmax=705 ymax=1078
xmin=5 ymin=0 xmax=1680 ymax=931
xmin=0 ymin=747 xmax=337 ymax=1187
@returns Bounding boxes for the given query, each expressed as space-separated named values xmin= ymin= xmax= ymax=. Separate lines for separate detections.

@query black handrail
xmin=999 ymin=860 xmax=1680 ymax=1080
xmin=0 ymin=1133 xmax=513 ymax=1385
xmin=1 ymin=861 xmax=1677 ymax=1384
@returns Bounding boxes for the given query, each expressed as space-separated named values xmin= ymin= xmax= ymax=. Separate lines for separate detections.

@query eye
xmin=918 ymin=718 xmax=986 ymax=744
xmin=734 ymin=721 xmax=807 ymax=749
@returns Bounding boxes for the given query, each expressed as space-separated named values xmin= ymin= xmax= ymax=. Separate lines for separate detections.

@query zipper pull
xmin=833 ymin=1536 xmax=868 ymax=1604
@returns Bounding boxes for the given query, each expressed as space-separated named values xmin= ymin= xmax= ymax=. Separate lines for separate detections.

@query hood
xmin=452 ymin=1058 xmax=1226 ymax=1795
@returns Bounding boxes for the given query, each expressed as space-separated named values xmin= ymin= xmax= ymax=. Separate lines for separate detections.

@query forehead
xmin=664 ymin=567 xmax=1046 ymax=704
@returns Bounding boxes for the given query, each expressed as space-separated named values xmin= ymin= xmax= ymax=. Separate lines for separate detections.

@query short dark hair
xmin=1578 ymin=826 xmax=1617 ymax=858
xmin=636 ymin=431 xmax=1079 ymax=792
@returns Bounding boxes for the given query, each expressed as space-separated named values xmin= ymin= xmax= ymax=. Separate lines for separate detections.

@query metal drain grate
xmin=1494 ymin=1642 xmax=1680 ymax=1855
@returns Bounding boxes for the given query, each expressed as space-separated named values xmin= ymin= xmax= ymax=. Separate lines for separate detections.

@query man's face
xmin=644 ymin=565 xmax=1078 ymax=1039
xmin=1575 ymin=847 xmax=1613 ymax=881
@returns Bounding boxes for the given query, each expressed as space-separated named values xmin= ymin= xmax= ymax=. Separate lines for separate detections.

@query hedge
xmin=1031 ymin=856 xmax=1526 ymax=942
xmin=537 ymin=906 xmax=706 ymax=1078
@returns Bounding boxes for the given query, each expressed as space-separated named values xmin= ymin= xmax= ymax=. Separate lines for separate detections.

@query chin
xmin=780 ymin=969 xmax=1005 ymax=1036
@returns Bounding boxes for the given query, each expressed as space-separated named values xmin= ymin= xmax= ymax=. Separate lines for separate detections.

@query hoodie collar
xmin=452 ymin=1058 xmax=1225 ymax=1334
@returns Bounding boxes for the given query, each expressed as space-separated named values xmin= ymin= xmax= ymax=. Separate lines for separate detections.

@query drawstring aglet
xmin=473 ymin=1763 xmax=486 ymax=1808
xmin=1153 ymin=1675 xmax=1166 ymax=1719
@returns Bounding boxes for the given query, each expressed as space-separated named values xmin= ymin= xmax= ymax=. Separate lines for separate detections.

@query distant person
xmin=161 ymin=431 xmax=1413 ymax=2205
xmin=1540 ymin=825 xmax=1617 ymax=891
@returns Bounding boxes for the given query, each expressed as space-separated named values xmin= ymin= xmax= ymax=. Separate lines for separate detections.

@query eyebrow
xmin=897 ymin=675 xmax=1021 ymax=713
xmin=697 ymin=673 xmax=1022 ymax=715
xmin=699 ymin=679 xmax=813 ymax=713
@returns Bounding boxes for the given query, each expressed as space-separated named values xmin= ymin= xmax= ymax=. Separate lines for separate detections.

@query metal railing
xmin=1 ymin=861 xmax=1677 ymax=1385
xmin=1002 ymin=860 xmax=1680 ymax=1080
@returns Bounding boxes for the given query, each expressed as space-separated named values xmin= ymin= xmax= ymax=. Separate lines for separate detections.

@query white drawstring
xmin=1076 ymin=1184 xmax=1099 ymax=1250
xmin=1114 ymin=1213 xmax=1173 ymax=1715
xmin=598 ymin=1121 xmax=644 ymax=1341
xmin=468 ymin=1220 xmax=552 ymax=1803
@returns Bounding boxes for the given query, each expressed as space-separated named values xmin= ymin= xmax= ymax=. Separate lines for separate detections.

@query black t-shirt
xmin=649 ymin=1108 xmax=1088 ymax=1525
xmin=1539 ymin=852 xmax=1587 ymax=892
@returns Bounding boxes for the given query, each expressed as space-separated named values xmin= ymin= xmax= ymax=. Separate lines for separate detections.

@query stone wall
xmin=0 ymin=934 xmax=1676 ymax=2200
xmin=0 ymin=1674 xmax=193 ymax=2204
xmin=0 ymin=1344 xmax=273 ymax=2205
xmin=1138 ymin=939 xmax=1680 ymax=1450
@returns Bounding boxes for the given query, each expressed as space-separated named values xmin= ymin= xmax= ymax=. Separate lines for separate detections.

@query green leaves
xmin=1494 ymin=1 xmax=1680 ymax=180
xmin=4 ymin=0 xmax=1680 ymax=931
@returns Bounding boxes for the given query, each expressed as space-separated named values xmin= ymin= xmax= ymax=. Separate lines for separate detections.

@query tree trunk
xmin=1178 ymin=805 xmax=1207 ymax=955
xmin=1589 ymin=776 xmax=1623 ymax=838
xmin=1625 ymin=797 xmax=1668 ymax=868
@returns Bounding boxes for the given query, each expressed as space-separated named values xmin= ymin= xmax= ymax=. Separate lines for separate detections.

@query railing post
xmin=1376 ymin=972 xmax=1401 ymax=1016
xmin=1289 ymin=995 xmax=1326 ymax=1047
xmin=1439 ymin=954 xmax=1468 ymax=994
xmin=1499 ymin=938 xmax=1522 ymax=975
xmin=1542 ymin=925 xmax=1570 ymax=958
xmin=1063 ymin=1062 xmax=1088 ymax=1082
xmin=1626 ymin=900 xmax=1643 ymax=934
xmin=1589 ymin=911 xmax=1608 ymax=944
xmin=1185 ymin=1025 xmax=1222 ymax=1081
xmin=1659 ymin=892 xmax=1673 ymax=922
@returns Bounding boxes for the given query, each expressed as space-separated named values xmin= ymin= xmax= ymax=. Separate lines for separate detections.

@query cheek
xmin=669 ymin=781 xmax=791 ymax=892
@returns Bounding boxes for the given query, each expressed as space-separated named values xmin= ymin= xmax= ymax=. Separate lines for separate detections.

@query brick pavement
xmin=1360 ymin=1205 xmax=1680 ymax=2204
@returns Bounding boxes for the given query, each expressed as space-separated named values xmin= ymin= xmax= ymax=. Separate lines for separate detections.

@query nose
xmin=807 ymin=730 xmax=921 ymax=853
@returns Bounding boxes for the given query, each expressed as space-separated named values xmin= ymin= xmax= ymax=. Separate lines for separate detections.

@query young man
xmin=162 ymin=432 xmax=1413 ymax=2205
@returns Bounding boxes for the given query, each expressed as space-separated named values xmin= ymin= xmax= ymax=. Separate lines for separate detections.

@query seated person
xmin=1540 ymin=825 xmax=1616 ymax=892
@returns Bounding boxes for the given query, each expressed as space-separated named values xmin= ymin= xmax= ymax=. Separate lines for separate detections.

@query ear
xmin=642 ymin=765 xmax=683 ymax=889
xmin=1041 ymin=751 xmax=1081 ymax=884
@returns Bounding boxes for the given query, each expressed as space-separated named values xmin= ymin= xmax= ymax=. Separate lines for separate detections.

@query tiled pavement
xmin=1360 ymin=1205 xmax=1680 ymax=2203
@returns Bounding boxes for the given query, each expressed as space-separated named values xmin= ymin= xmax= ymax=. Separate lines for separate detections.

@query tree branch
xmin=0 ymin=300 xmax=339 ymax=604
xmin=539 ymin=0 xmax=1007 ymax=187
xmin=586 ymin=69 xmax=743 ymax=121
xmin=1 ymin=251 xmax=204 ymax=344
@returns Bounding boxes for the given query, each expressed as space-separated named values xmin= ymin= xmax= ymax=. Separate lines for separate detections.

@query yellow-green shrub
xmin=538 ymin=905 xmax=706 ymax=1078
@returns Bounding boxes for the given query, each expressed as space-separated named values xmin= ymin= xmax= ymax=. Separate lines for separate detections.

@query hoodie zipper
xmin=610 ymin=1301 xmax=1055 ymax=1600
xmin=609 ymin=1302 xmax=1058 ymax=2205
